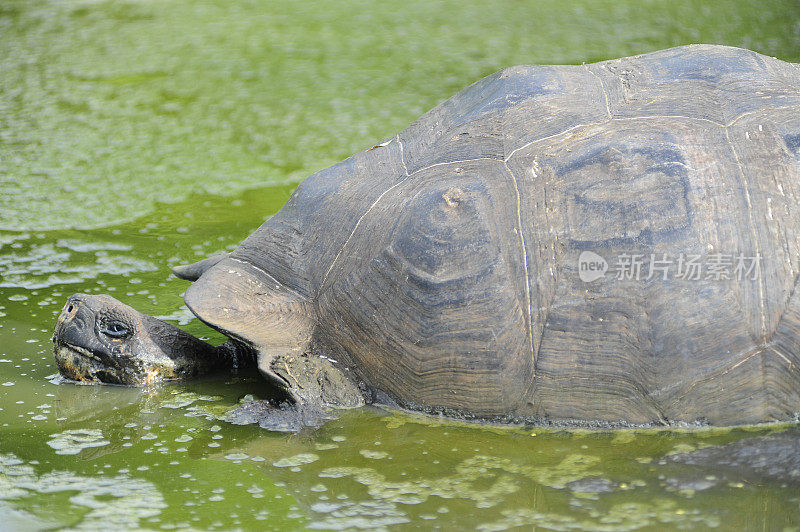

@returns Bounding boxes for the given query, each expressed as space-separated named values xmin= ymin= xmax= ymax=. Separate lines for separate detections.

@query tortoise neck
xmin=216 ymin=340 xmax=257 ymax=373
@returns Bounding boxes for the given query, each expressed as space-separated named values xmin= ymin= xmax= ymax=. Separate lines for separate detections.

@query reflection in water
xmin=20 ymin=363 xmax=800 ymax=529
xmin=222 ymin=410 xmax=800 ymax=530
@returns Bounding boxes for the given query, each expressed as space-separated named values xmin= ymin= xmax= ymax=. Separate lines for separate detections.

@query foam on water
xmin=47 ymin=428 xmax=111 ymax=455
xmin=0 ymin=238 xmax=156 ymax=289
xmin=0 ymin=453 xmax=166 ymax=529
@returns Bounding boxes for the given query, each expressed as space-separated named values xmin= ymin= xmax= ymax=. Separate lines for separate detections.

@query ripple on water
xmin=0 ymin=453 xmax=166 ymax=529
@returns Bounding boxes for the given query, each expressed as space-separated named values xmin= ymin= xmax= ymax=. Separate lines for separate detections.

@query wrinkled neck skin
xmin=52 ymin=294 xmax=253 ymax=386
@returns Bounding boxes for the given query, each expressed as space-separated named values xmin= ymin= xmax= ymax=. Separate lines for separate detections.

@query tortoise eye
xmin=102 ymin=320 xmax=130 ymax=339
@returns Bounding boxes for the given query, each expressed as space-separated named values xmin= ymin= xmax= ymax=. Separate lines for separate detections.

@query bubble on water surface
xmin=247 ymin=485 xmax=264 ymax=497
xmin=47 ymin=428 xmax=110 ymax=455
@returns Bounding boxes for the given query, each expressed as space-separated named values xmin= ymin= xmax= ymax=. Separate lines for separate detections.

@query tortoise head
xmin=52 ymin=293 xmax=222 ymax=385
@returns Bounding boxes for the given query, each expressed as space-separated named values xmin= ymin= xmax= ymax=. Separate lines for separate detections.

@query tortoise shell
xmin=185 ymin=44 xmax=800 ymax=426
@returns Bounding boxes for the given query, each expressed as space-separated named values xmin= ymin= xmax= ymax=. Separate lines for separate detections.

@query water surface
xmin=2 ymin=0 xmax=800 ymax=529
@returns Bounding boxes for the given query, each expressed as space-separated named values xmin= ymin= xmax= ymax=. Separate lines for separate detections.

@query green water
xmin=2 ymin=0 xmax=800 ymax=529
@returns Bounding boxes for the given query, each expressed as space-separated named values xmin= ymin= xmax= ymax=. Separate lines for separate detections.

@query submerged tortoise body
xmin=186 ymin=44 xmax=800 ymax=426
xmin=125 ymin=45 xmax=800 ymax=426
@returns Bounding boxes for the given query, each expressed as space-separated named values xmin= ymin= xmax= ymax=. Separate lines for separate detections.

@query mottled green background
xmin=1 ymin=0 xmax=800 ymax=530
xmin=3 ymin=0 xmax=800 ymax=230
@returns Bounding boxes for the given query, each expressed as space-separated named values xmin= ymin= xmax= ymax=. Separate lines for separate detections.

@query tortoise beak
xmin=53 ymin=295 xmax=81 ymax=341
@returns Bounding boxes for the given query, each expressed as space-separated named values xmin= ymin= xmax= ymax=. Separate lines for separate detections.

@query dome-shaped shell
xmin=187 ymin=45 xmax=800 ymax=426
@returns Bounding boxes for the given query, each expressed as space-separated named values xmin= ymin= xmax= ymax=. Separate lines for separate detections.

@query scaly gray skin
xmin=52 ymin=293 xmax=245 ymax=385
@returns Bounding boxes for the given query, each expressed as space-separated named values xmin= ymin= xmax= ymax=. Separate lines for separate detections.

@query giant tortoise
xmin=53 ymin=44 xmax=800 ymax=429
